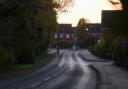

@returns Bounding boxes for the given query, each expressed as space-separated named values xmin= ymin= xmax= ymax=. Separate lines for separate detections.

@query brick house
xmin=53 ymin=24 xmax=75 ymax=48
xmin=101 ymin=10 xmax=128 ymax=37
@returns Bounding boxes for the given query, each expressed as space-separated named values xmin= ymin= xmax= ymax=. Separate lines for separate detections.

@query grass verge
xmin=0 ymin=53 xmax=55 ymax=79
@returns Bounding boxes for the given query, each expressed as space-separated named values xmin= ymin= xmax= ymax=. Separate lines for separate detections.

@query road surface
xmin=0 ymin=50 xmax=101 ymax=89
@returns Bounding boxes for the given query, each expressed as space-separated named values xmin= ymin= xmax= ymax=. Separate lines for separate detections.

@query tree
xmin=119 ymin=0 xmax=128 ymax=11
xmin=76 ymin=18 xmax=90 ymax=48
xmin=0 ymin=0 xmax=73 ymax=64
xmin=108 ymin=0 xmax=128 ymax=11
xmin=53 ymin=0 xmax=74 ymax=12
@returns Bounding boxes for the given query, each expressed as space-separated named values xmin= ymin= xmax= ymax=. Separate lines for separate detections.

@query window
xmin=54 ymin=34 xmax=57 ymax=38
xmin=66 ymin=34 xmax=69 ymax=38
xmin=60 ymin=34 xmax=63 ymax=38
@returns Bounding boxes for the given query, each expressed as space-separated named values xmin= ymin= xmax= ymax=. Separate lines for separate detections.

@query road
xmin=0 ymin=50 xmax=105 ymax=89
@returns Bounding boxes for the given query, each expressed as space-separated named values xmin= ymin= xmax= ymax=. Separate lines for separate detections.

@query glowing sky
xmin=57 ymin=0 xmax=122 ymax=26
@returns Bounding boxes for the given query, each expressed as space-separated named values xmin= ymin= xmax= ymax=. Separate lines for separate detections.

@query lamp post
xmin=85 ymin=28 xmax=91 ymax=49
xmin=74 ymin=34 xmax=77 ymax=50
xmin=56 ymin=35 xmax=59 ymax=55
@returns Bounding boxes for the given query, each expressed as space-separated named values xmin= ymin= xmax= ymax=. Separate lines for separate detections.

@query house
xmin=54 ymin=24 xmax=74 ymax=41
xmin=101 ymin=10 xmax=128 ymax=36
xmin=53 ymin=24 xmax=75 ymax=48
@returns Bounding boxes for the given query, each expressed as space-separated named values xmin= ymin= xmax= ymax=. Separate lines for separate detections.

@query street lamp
xmin=86 ymin=28 xmax=88 ymax=31
xmin=85 ymin=28 xmax=91 ymax=48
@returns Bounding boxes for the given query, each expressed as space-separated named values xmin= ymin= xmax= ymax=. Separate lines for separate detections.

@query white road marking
xmin=52 ymin=73 xmax=58 ymax=77
xmin=43 ymin=76 xmax=52 ymax=82
xmin=31 ymin=81 xmax=42 ymax=87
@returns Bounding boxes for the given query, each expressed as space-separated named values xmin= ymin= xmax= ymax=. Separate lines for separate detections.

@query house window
xmin=60 ymin=34 xmax=63 ymax=38
xmin=54 ymin=34 xmax=57 ymax=38
xmin=66 ymin=34 xmax=69 ymax=38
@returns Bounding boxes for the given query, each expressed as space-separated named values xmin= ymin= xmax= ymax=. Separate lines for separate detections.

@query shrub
xmin=112 ymin=36 xmax=128 ymax=65
xmin=17 ymin=48 xmax=35 ymax=64
xmin=0 ymin=47 xmax=16 ymax=69
xmin=95 ymin=38 xmax=107 ymax=58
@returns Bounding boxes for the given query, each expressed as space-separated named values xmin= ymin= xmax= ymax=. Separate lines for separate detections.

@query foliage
xmin=112 ymin=36 xmax=128 ymax=65
xmin=95 ymin=38 xmax=107 ymax=58
xmin=119 ymin=0 xmax=128 ymax=11
xmin=0 ymin=47 xmax=16 ymax=69
xmin=0 ymin=53 xmax=55 ymax=78
xmin=0 ymin=0 xmax=74 ymax=66
xmin=0 ymin=0 xmax=60 ymax=65
xmin=53 ymin=0 xmax=74 ymax=12
xmin=76 ymin=18 xmax=90 ymax=48
xmin=108 ymin=0 xmax=128 ymax=11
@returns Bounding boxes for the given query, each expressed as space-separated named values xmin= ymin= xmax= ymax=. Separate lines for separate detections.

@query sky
xmin=57 ymin=0 xmax=122 ymax=26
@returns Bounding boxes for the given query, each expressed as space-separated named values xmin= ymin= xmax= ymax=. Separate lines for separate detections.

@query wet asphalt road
xmin=0 ymin=50 xmax=97 ymax=89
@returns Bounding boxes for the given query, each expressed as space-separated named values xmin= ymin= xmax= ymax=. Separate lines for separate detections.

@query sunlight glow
xmin=57 ymin=0 xmax=122 ymax=26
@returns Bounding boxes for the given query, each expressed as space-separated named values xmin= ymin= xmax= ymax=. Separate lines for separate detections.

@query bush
xmin=112 ymin=36 xmax=128 ymax=65
xmin=17 ymin=49 xmax=35 ymax=64
xmin=0 ymin=47 xmax=16 ymax=69
xmin=95 ymin=38 xmax=107 ymax=58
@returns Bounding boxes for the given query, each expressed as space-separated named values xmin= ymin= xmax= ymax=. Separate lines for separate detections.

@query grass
xmin=0 ymin=53 xmax=55 ymax=79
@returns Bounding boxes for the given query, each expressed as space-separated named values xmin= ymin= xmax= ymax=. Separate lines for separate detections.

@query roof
xmin=101 ymin=10 xmax=128 ymax=29
xmin=57 ymin=24 xmax=74 ymax=34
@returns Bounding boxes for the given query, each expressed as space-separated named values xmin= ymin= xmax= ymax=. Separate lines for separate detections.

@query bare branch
xmin=53 ymin=0 xmax=74 ymax=12
xmin=109 ymin=0 xmax=120 ymax=5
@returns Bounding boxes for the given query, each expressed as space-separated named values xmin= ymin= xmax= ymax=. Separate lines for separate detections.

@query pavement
xmin=80 ymin=50 xmax=128 ymax=89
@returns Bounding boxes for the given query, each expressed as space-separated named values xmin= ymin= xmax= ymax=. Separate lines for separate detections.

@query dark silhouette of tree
xmin=109 ymin=0 xmax=120 ymax=5
xmin=76 ymin=18 xmax=90 ymax=48
xmin=120 ymin=0 xmax=128 ymax=11
xmin=0 ymin=0 xmax=73 ymax=65
xmin=54 ymin=0 xmax=74 ymax=12
xmin=109 ymin=0 xmax=128 ymax=11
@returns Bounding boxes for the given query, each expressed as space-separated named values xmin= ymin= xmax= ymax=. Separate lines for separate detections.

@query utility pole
xmin=56 ymin=34 xmax=59 ymax=55
xmin=56 ymin=41 xmax=59 ymax=55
